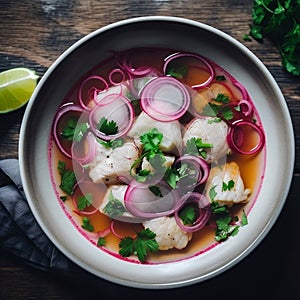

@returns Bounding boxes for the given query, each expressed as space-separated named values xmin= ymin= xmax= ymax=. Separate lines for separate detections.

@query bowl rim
xmin=19 ymin=16 xmax=295 ymax=289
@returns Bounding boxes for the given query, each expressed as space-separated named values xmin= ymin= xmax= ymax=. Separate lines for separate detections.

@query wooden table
xmin=1 ymin=0 xmax=299 ymax=298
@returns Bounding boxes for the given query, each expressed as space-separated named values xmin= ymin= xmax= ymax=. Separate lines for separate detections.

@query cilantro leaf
xmin=97 ymin=237 xmax=106 ymax=246
xmin=81 ymin=217 xmax=94 ymax=232
xmin=222 ymin=180 xmax=235 ymax=191
xmin=98 ymin=117 xmax=118 ymax=135
xmin=60 ymin=118 xmax=89 ymax=142
xmin=103 ymin=191 xmax=126 ymax=218
xmin=185 ymin=137 xmax=213 ymax=158
xmin=211 ymin=201 xmax=242 ymax=242
xmin=179 ymin=204 xmax=198 ymax=225
xmin=119 ymin=228 xmax=159 ymax=262
xmin=98 ymin=138 xmax=124 ymax=149
xmin=77 ymin=193 xmax=93 ymax=211
xmin=57 ymin=160 xmax=76 ymax=195
xmin=148 ymin=185 xmax=163 ymax=197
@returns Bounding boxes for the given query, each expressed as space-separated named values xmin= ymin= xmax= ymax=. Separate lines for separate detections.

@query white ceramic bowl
xmin=19 ymin=16 xmax=294 ymax=289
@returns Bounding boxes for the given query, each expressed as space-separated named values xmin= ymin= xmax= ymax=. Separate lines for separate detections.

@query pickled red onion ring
xmin=174 ymin=192 xmax=211 ymax=232
xmin=238 ymin=99 xmax=253 ymax=117
xmin=109 ymin=68 xmax=126 ymax=86
xmin=140 ymin=76 xmax=190 ymax=122
xmin=227 ymin=120 xmax=265 ymax=155
xmin=217 ymin=100 xmax=254 ymax=124
xmin=71 ymin=131 xmax=97 ymax=165
xmin=110 ymin=220 xmax=137 ymax=239
xmin=89 ymin=93 xmax=134 ymax=141
xmin=173 ymin=155 xmax=209 ymax=190
xmin=78 ymin=75 xmax=109 ymax=110
xmin=163 ymin=52 xmax=214 ymax=89
xmin=71 ymin=180 xmax=101 ymax=216
xmin=124 ymin=181 xmax=179 ymax=218
xmin=52 ymin=103 xmax=84 ymax=159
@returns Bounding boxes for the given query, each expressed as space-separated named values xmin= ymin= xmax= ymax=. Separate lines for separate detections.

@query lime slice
xmin=0 ymin=67 xmax=39 ymax=114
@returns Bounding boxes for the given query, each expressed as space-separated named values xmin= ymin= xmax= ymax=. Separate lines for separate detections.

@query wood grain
xmin=0 ymin=0 xmax=299 ymax=298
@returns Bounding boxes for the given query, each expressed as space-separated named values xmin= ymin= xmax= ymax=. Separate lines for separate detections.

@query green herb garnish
xmin=97 ymin=237 xmax=106 ymax=247
xmin=57 ymin=160 xmax=76 ymax=195
xmin=60 ymin=118 xmax=89 ymax=142
xmin=119 ymin=228 xmax=159 ymax=263
xmin=98 ymin=138 xmax=124 ymax=149
xmin=81 ymin=217 xmax=94 ymax=232
xmin=179 ymin=204 xmax=198 ymax=225
xmin=103 ymin=191 xmax=126 ymax=218
xmin=185 ymin=137 xmax=213 ymax=158
xmin=77 ymin=193 xmax=93 ymax=211
xmin=148 ymin=185 xmax=163 ymax=197
xmin=248 ymin=0 xmax=300 ymax=76
xmin=222 ymin=180 xmax=235 ymax=191
xmin=97 ymin=117 xmax=118 ymax=135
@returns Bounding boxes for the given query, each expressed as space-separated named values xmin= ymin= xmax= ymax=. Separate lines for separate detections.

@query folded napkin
xmin=0 ymin=158 xmax=93 ymax=277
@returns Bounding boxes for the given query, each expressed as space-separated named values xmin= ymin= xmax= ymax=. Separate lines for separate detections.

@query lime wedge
xmin=0 ymin=67 xmax=39 ymax=114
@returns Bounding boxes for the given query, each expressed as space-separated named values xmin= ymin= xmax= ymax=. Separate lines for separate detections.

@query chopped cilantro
xmin=164 ymin=163 xmax=190 ymax=189
xmin=215 ymin=75 xmax=226 ymax=81
xmin=57 ymin=160 xmax=76 ymax=195
xmin=103 ymin=191 xmax=126 ymax=218
xmin=60 ymin=118 xmax=89 ymax=142
xmin=97 ymin=237 xmax=106 ymax=246
xmin=214 ymin=93 xmax=230 ymax=104
xmin=208 ymin=185 xmax=218 ymax=201
xmin=179 ymin=204 xmax=198 ymax=225
xmin=210 ymin=201 xmax=247 ymax=242
xmin=134 ymin=169 xmax=151 ymax=182
xmin=241 ymin=209 xmax=248 ymax=226
xmin=140 ymin=128 xmax=164 ymax=160
xmin=222 ymin=180 xmax=235 ymax=191
xmin=119 ymin=228 xmax=159 ymax=262
xmin=166 ymin=65 xmax=188 ymax=80
xmin=60 ymin=195 xmax=67 ymax=202
xmin=185 ymin=137 xmax=213 ymax=158
xmin=148 ymin=185 xmax=163 ymax=197
xmin=81 ymin=217 xmax=94 ymax=232
xmin=97 ymin=117 xmax=118 ymax=135
xmin=131 ymin=128 xmax=166 ymax=182
xmin=98 ymin=138 xmax=124 ymax=149
xmin=77 ymin=193 xmax=93 ymax=211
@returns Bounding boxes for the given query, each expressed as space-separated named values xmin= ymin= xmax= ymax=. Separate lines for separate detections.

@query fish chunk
xmin=183 ymin=117 xmax=230 ymax=163
xmin=89 ymin=140 xmax=139 ymax=185
xmin=143 ymin=216 xmax=192 ymax=250
xmin=205 ymin=161 xmax=251 ymax=206
xmin=127 ymin=111 xmax=182 ymax=154
xmin=100 ymin=185 xmax=146 ymax=223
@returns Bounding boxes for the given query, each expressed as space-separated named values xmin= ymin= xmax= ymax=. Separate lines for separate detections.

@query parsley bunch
xmin=247 ymin=0 xmax=300 ymax=76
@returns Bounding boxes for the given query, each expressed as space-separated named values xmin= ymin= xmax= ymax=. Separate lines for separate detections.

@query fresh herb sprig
xmin=98 ymin=117 xmax=119 ymax=135
xmin=119 ymin=228 xmax=159 ymax=262
xmin=247 ymin=0 xmax=300 ymax=76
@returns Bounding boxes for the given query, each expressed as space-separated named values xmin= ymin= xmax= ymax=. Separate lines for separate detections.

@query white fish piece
xmin=127 ymin=111 xmax=182 ymax=154
xmin=89 ymin=140 xmax=139 ymax=185
xmin=100 ymin=185 xmax=146 ymax=223
xmin=143 ymin=216 xmax=192 ymax=250
xmin=183 ymin=117 xmax=230 ymax=163
xmin=205 ymin=161 xmax=251 ymax=206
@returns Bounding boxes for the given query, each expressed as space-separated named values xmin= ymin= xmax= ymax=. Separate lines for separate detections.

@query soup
xmin=48 ymin=47 xmax=266 ymax=264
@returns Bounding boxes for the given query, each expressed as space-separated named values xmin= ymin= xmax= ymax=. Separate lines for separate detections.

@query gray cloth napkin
xmin=0 ymin=158 xmax=89 ymax=276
